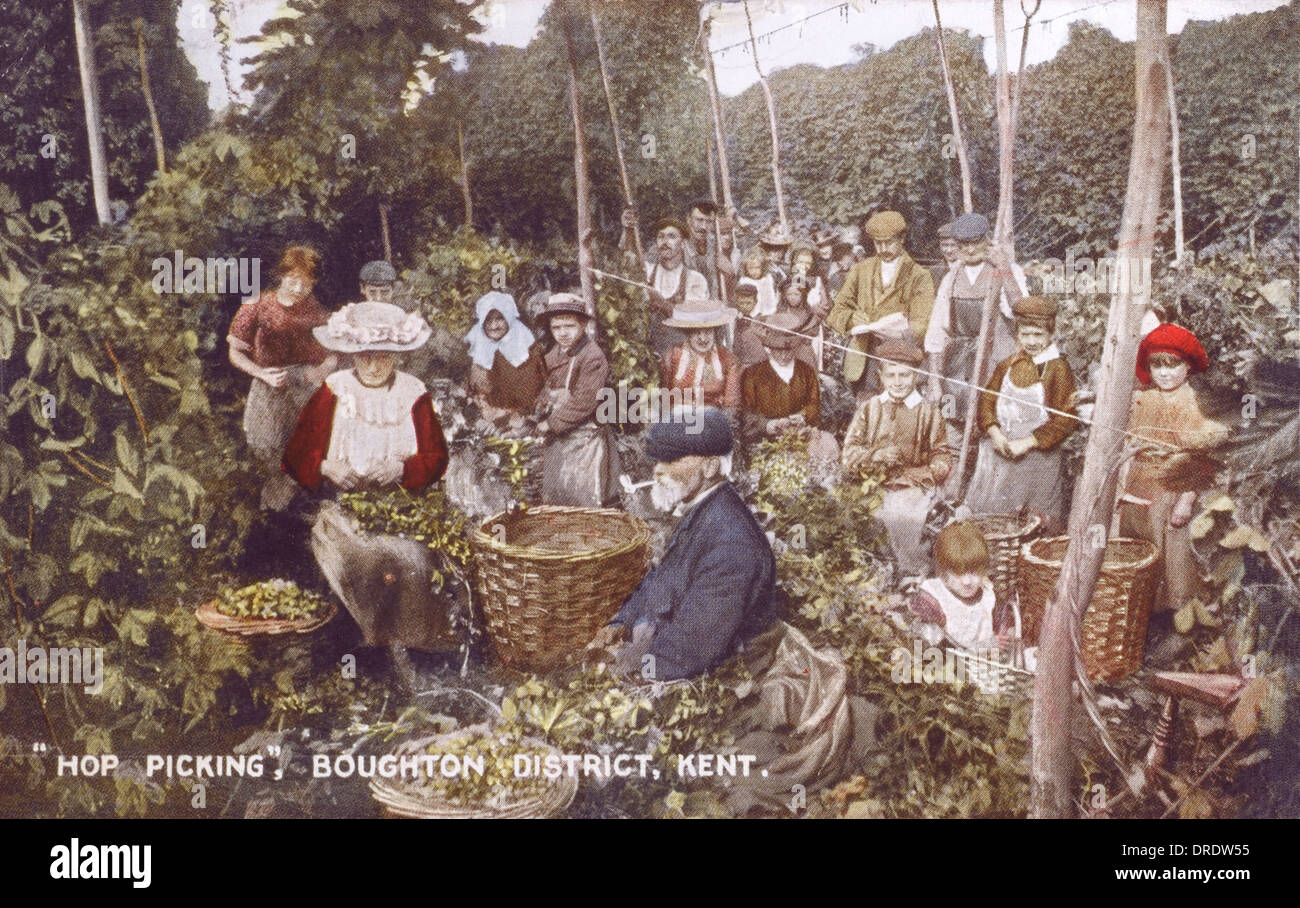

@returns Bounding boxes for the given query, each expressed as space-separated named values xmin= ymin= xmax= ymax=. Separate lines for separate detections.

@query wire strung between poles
xmin=587 ymin=265 xmax=1183 ymax=453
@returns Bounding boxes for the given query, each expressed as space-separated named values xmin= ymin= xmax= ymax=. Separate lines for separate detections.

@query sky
xmin=178 ymin=0 xmax=1290 ymax=109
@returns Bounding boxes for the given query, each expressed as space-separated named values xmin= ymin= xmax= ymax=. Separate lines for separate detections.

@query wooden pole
xmin=932 ymin=0 xmax=973 ymax=213
xmin=72 ymin=0 xmax=111 ymax=225
xmin=133 ymin=20 xmax=166 ymax=175
xmin=701 ymin=13 xmax=734 ymax=213
xmin=1011 ymin=0 xmax=1043 ymax=138
xmin=1165 ymin=41 xmax=1185 ymax=267
xmin=589 ymin=0 xmax=642 ymax=268
xmin=744 ymin=1 xmax=787 ymax=232
xmin=1030 ymin=0 xmax=1170 ymax=819
xmin=379 ymin=204 xmax=392 ymax=263
xmin=560 ymin=0 xmax=597 ymax=326
xmin=457 ymin=121 xmax=474 ymax=230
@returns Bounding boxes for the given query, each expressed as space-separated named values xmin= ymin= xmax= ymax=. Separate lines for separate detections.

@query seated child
xmin=963 ymin=295 xmax=1078 ymax=532
xmin=910 ymin=521 xmax=1011 ymax=652
xmin=1118 ymin=324 xmax=1228 ymax=612
xmin=841 ymin=338 xmax=951 ymax=576
xmin=464 ymin=291 xmax=546 ymax=434
xmin=729 ymin=283 xmax=769 ymax=369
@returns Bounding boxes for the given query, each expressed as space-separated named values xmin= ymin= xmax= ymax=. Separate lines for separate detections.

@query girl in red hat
xmin=1118 ymin=324 xmax=1228 ymax=612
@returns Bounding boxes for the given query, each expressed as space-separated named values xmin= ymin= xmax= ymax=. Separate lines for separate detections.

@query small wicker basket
xmin=966 ymin=512 xmax=1042 ymax=605
xmin=471 ymin=506 xmax=651 ymax=673
xmin=369 ymin=727 xmax=578 ymax=819
xmin=1017 ymin=536 xmax=1160 ymax=682
xmin=194 ymin=599 xmax=336 ymax=644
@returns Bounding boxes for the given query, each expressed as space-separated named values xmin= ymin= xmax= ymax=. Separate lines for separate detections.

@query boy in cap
xmin=534 ymin=294 xmax=620 ymax=507
xmin=1118 ymin=324 xmax=1228 ymax=612
xmin=729 ymin=284 xmax=770 ymax=369
xmin=842 ymin=338 xmax=952 ymax=575
xmin=963 ymin=296 xmax=1078 ymax=532
xmin=358 ymin=260 xmax=397 ymax=303
xmin=587 ymin=407 xmax=777 ymax=681
xmin=827 ymin=210 xmax=935 ymax=404
xmin=923 ymin=212 xmax=1027 ymax=418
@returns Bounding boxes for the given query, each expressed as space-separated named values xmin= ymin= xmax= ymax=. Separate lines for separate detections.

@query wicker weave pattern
xmin=967 ymin=513 xmax=1042 ymax=605
xmin=194 ymin=599 xmax=336 ymax=645
xmin=471 ymin=506 xmax=651 ymax=673
xmin=368 ymin=729 xmax=578 ymax=819
xmin=1017 ymin=536 xmax=1160 ymax=682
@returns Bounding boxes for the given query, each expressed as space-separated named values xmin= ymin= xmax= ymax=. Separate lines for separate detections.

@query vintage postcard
xmin=1 ymin=0 xmax=1296 ymax=844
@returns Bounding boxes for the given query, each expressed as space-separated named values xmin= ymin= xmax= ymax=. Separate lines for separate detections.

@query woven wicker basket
xmin=966 ymin=513 xmax=1042 ymax=605
xmin=194 ymin=599 xmax=336 ymax=645
xmin=1017 ymin=536 xmax=1160 ymax=682
xmin=369 ymin=726 xmax=578 ymax=819
xmin=471 ymin=506 xmax=651 ymax=673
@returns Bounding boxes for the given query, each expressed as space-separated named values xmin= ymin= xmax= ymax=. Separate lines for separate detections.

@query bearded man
xmin=587 ymin=408 xmax=776 ymax=681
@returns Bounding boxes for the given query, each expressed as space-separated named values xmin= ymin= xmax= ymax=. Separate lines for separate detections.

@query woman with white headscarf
xmin=464 ymin=291 xmax=546 ymax=431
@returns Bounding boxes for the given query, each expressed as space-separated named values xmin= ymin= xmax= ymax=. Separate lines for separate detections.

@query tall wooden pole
xmin=561 ymin=0 xmax=597 ymax=325
xmin=1030 ymin=0 xmax=1170 ymax=818
xmin=379 ymin=204 xmax=392 ymax=262
xmin=743 ymin=1 xmax=787 ymax=232
xmin=457 ymin=121 xmax=474 ymax=230
xmin=932 ymin=0 xmax=972 ymax=213
xmin=72 ymin=0 xmax=111 ymax=225
xmin=1165 ymin=41 xmax=1185 ymax=267
xmin=134 ymin=20 xmax=167 ymax=175
xmin=1011 ymin=0 xmax=1043 ymax=137
xmin=589 ymin=0 xmax=642 ymax=269
xmin=701 ymin=12 xmax=734 ymax=213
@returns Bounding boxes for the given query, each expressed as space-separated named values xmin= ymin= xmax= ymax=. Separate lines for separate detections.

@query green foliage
xmin=215 ymin=579 xmax=328 ymax=620
xmin=339 ymin=486 xmax=474 ymax=592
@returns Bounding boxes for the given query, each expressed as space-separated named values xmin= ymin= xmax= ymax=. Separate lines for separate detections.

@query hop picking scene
xmin=2 ymin=0 xmax=1299 ymax=837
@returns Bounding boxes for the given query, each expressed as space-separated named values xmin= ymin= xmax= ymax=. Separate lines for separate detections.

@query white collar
xmin=877 ymin=388 xmax=923 ymax=409
xmin=1031 ymin=343 xmax=1061 ymax=365
xmin=963 ymin=263 xmax=985 ymax=284
xmin=768 ymin=356 xmax=796 ymax=384
xmin=879 ymin=257 xmax=901 ymax=285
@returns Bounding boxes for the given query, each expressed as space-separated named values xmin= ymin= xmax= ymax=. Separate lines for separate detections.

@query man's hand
xmin=535 ymin=419 xmax=551 ymax=438
xmin=871 ymin=445 xmax=904 ymax=467
xmin=926 ymin=377 xmax=944 ymax=404
xmin=259 ymin=366 xmax=288 ymax=389
xmin=620 ymin=207 xmax=638 ymax=230
xmin=321 ymin=458 xmax=362 ymax=490
xmin=765 ymin=418 xmax=788 ymax=437
xmin=1170 ymin=492 xmax=1195 ymax=528
xmin=848 ymin=323 xmax=873 ymax=336
xmin=587 ymin=624 xmax=626 ymax=651
xmin=987 ymin=245 xmax=1010 ymax=271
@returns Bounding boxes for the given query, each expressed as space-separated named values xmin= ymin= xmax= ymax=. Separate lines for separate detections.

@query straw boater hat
xmin=662 ymin=297 xmax=737 ymax=330
xmin=864 ymin=211 xmax=906 ymax=241
xmin=539 ymin=292 xmax=593 ymax=323
xmin=313 ymin=301 xmax=431 ymax=352
xmin=812 ymin=228 xmax=838 ymax=249
xmin=758 ymin=224 xmax=794 ymax=248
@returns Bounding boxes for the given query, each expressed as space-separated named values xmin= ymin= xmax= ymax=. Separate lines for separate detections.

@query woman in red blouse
xmin=227 ymin=245 xmax=337 ymax=510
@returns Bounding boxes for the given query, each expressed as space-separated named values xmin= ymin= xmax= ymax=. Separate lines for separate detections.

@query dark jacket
xmin=612 ymin=481 xmax=777 ymax=680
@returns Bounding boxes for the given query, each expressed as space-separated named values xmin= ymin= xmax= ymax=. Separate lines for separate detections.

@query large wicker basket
xmin=1017 ymin=536 xmax=1160 ymax=682
xmin=966 ymin=512 xmax=1042 ymax=605
xmin=368 ymin=726 xmax=578 ymax=819
xmin=471 ymin=506 xmax=651 ymax=673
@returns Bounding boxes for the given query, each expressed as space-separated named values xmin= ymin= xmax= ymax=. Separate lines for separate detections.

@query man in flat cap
xmin=827 ymin=210 xmax=935 ymax=404
xmin=929 ymin=222 xmax=961 ymax=289
xmin=922 ymin=212 xmax=1027 ymax=421
xmin=358 ymin=260 xmax=398 ymax=303
xmin=587 ymin=407 xmax=777 ymax=681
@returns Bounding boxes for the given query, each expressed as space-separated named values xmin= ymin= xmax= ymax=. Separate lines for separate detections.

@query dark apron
xmin=945 ymin=267 xmax=1016 ymax=420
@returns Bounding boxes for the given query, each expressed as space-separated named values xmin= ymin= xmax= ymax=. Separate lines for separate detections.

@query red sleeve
xmin=281 ymin=384 xmax=337 ymax=492
xmin=910 ymin=590 xmax=946 ymax=627
xmin=402 ymin=393 xmax=449 ymax=491
xmin=228 ymin=299 xmax=258 ymax=346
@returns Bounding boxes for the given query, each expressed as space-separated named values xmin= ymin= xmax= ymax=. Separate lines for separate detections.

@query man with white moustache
xmin=587 ymin=407 xmax=776 ymax=681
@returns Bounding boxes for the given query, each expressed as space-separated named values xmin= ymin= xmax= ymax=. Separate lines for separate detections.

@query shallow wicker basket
xmin=966 ymin=512 xmax=1042 ymax=605
xmin=1017 ymin=536 xmax=1160 ymax=682
xmin=946 ymin=645 xmax=1034 ymax=700
xmin=368 ymin=727 xmax=578 ymax=819
xmin=194 ymin=599 xmax=336 ymax=644
xmin=470 ymin=506 xmax=651 ymax=673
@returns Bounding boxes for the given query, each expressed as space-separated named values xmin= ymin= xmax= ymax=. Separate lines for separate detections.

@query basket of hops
xmin=195 ymin=579 xmax=336 ymax=643
xmin=368 ymin=723 xmax=577 ymax=819
xmin=470 ymin=506 xmax=651 ymax=672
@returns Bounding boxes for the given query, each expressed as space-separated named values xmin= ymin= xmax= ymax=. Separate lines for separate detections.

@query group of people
xmin=226 ymin=199 xmax=1228 ymax=685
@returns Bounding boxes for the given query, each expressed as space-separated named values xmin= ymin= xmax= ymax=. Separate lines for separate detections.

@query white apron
xmin=919 ymin=577 xmax=997 ymax=651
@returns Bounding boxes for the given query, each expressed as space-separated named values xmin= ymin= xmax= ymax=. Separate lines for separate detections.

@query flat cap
xmin=1012 ymin=295 xmax=1059 ymax=322
xmin=875 ymin=337 xmax=925 ymax=365
xmin=864 ymin=211 xmax=906 ymax=240
xmin=359 ymin=260 xmax=397 ymax=283
xmin=653 ymin=217 xmax=688 ymax=237
xmin=951 ymin=213 xmax=990 ymax=242
xmin=646 ymin=406 xmax=733 ymax=462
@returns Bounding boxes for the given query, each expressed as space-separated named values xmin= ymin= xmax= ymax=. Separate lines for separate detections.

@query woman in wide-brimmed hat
xmin=281 ymin=301 xmax=448 ymax=493
xmin=533 ymin=293 xmax=620 ymax=507
xmin=659 ymin=298 xmax=741 ymax=411
xmin=227 ymin=244 xmax=337 ymax=510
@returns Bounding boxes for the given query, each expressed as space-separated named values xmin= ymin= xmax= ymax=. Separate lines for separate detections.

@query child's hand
xmin=988 ymin=426 xmax=1011 ymax=457
xmin=1169 ymin=495 xmax=1195 ymax=527
xmin=1006 ymin=435 xmax=1037 ymax=459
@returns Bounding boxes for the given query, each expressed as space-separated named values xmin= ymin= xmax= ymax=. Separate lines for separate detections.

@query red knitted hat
xmin=1136 ymin=323 xmax=1208 ymax=385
